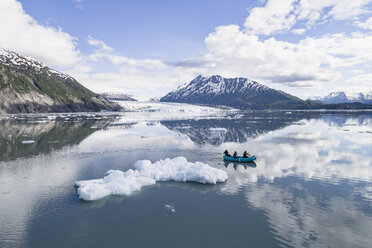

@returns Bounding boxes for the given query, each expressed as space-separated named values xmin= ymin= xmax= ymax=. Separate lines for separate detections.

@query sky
xmin=0 ymin=0 xmax=372 ymax=100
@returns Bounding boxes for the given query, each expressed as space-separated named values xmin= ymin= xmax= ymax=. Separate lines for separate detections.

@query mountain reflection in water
xmin=161 ymin=111 xmax=322 ymax=145
xmin=0 ymin=115 xmax=115 ymax=161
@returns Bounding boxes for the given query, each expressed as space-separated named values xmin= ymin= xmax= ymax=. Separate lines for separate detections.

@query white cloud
xmin=89 ymin=53 xmax=166 ymax=69
xmin=244 ymin=0 xmax=372 ymax=35
xmin=87 ymin=36 xmax=113 ymax=52
xmin=73 ymin=0 xmax=85 ymax=10
xmin=164 ymin=25 xmax=371 ymax=95
xmin=245 ymin=0 xmax=297 ymax=35
xmin=0 ymin=0 xmax=81 ymax=68
xmin=68 ymin=36 xmax=186 ymax=97
xmin=354 ymin=17 xmax=372 ymax=30
xmin=324 ymin=0 xmax=372 ymax=21
xmin=202 ymin=25 xmax=340 ymax=84
xmin=344 ymin=74 xmax=372 ymax=93
xmin=292 ymin=28 xmax=306 ymax=35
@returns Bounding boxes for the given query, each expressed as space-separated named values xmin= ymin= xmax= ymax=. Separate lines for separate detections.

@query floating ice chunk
xmin=165 ymin=204 xmax=175 ymax=212
xmin=209 ymin=127 xmax=227 ymax=132
xmin=75 ymin=157 xmax=228 ymax=201
xmin=21 ymin=140 xmax=35 ymax=144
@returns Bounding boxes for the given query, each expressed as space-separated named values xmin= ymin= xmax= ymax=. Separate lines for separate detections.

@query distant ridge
xmin=101 ymin=92 xmax=137 ymax=101
xmin=0 ymin=48 xmax=120 ymax=114
xmin=310 ymin=91 xmax=372 ymax=105
xmin=160 ymin=75 xmax=321 ymax=110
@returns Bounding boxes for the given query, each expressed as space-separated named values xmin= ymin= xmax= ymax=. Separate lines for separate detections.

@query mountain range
xmin=0 ymin=48 xmax=119 ymax=114
xmin=161 ymin=75 xmax=372 ymax=109
xmin=1 ymin=48 xmax=371 ymax=113
xmin=310 ymin=91 xmax=372 ymax=104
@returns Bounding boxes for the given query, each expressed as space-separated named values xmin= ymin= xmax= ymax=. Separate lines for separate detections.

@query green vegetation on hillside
xmin=0 ymin=64 xmax=97 ymax=104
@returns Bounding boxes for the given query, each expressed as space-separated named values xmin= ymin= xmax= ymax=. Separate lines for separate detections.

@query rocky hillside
xmin=0 ymin=48 xmax=120 ymax=114
xmin=161 ymin=75 xmax=320 ymax=110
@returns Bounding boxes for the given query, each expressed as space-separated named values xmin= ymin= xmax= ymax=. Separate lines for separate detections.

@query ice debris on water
xmin=165 ymin=204 xmax=175 ymax=212
xmin=21 ymin=140 xmax=35 ymax=144
xmin=75 ymin=157 xmax=228 ymax=201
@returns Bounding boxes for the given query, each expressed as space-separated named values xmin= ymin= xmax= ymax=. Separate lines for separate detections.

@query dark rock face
xmin=0 ymin=48 xmax=120 ymax=114
xmin=160 ymin=75 xmax=321 ymax=110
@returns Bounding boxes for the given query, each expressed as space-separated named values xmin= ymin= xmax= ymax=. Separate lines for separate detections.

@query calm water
xmin=0 ymin=110 xmax=372 ymax=248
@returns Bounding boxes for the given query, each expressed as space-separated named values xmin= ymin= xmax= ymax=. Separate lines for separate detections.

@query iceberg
xmin=75 ymin=157 xmax=228 ymax=201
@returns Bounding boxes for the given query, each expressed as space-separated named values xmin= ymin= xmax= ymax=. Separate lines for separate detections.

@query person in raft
xmin=233 ymin=151 xmax=238 ymax=158
xmin=224 ymin=149 xmax=231 ymax=157
xmin=243 ymin=151 xmax=248 ymax=158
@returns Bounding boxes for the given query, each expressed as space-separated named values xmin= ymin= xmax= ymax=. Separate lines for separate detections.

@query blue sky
xmin=20 ymin=0 xmax=251 ymax=60
xmin=1 ymin=0 xmax=372 ymax=99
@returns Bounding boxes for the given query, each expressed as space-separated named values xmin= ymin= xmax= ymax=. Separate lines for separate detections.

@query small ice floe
xmin=232 ymin=114 xmax=244 ymax=119
xmin=21 ymin=140 xmax=35 ymax=144
xmin=75 ymin=157 xmax=228 ymax=201
xmin=209 ymin=127 xmax=227 ymax=132
xmin=165 ymin=204 xmax=175 ymax=212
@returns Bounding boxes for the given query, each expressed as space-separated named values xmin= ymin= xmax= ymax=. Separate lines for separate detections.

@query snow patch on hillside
xmin=160 ymin=75 xmax=273 ymax=102
xmin=0 ymin=48 xmax=73 ymax=81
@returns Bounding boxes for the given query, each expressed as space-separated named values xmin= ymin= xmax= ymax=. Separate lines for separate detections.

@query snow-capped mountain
xmin=0 ymin=48 xmax=73 ymax=81
xmin=0 ymin=48 xmax=119 ymax=113
xmin=161 ymin=75 xmax=317 ymax=109
xmin=101 ymin=92 xmax=137 ymax=101
xmin=310 ymin=91 xmax=372 ymax=105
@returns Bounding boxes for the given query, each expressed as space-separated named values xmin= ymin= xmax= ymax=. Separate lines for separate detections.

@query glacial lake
xmin=1 ymin=105 xmax=372 ymax=248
